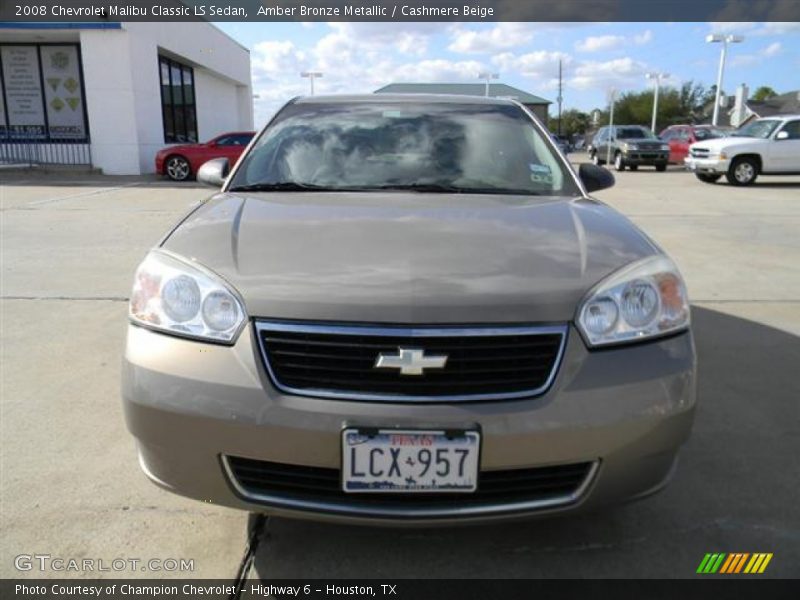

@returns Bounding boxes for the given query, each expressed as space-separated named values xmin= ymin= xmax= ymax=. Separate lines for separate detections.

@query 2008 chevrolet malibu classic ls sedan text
xmin=122 ymin=95 xmax=696 ymax=525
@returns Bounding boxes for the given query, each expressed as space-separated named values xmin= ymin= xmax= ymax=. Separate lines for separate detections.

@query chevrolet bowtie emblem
xmin=374 ymin=348 xmax=448 ymax=376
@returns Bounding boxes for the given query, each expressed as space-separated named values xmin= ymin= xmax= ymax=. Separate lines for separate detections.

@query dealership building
xmin=0 ymin=22 xmax=253 ymax=174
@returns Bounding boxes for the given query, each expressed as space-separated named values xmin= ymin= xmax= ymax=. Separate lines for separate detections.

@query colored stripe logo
xmin=697 ymin=553 xmax=773 ymax=574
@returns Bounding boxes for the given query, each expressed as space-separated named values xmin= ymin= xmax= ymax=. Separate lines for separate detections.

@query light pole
xmin=706 ymin=34 xmax=744 ymax=126
xmin=478 ymin=72 xmax=499 ymax=97
xmin=606 ymin=89 xmax=617 ymax=166
xmin=645 ymin=72 xmax=669 ymax=133
xmin=300 ymin=71 xmax=323 ymax=96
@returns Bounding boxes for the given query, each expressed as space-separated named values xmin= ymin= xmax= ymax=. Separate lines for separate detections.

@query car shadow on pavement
xmin=250 ymin=306 xmax=800 ymax=579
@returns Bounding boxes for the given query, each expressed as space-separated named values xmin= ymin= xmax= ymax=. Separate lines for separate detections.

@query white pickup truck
xmin=685 ymin=114 xmax=800 ymax=185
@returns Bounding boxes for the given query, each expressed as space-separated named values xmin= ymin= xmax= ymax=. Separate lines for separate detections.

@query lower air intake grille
xmin=224 ymin=456 xmax=596 ymax=517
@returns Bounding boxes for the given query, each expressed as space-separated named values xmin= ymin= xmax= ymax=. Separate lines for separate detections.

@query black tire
xmin=655 ymin=163 xmax=667 ymax=172
xmin=629 ymin=165 xmax=639 ymax=171
xmin=726 ymin=157 xmax=759 ymax=186
xmin=613 ymin=152 xmax=625 ymax=171
xmin=165 ymin=155 xmax=192 ymax=181
xmin=591 ymin=151 xmax=604 ymax=166
xmin=695 ymin=173 xmax=722 ymax=184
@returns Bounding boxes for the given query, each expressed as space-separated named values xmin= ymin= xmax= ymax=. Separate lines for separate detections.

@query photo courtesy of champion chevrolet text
xmin=0 ymin=1 xmax=798 ymax=598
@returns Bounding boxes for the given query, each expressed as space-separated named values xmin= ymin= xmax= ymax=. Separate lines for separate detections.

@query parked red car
xmin=659 ymin=125 xmax=728 ymax=164
xmin=155 ymin=131 xmax=255 ymax=181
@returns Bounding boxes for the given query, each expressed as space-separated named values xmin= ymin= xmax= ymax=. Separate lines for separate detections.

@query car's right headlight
xmin=576 ymin=255 xmax=690 ymax=347
xmin=129 ymin=250 xmax=246 ymax=344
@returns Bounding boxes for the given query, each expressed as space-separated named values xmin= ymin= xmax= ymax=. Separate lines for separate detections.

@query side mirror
xmin=775 ymin=131 xmax=789 ymax=140
xmin=578 ymin=163 xmax=615 ymax=193
xmin=197 ymin=158 xmax=230 ymax=188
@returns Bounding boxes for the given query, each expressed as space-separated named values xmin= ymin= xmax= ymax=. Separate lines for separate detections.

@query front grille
xmin=256 ymin=322 xmax=567 ymax=402
xmin=224 ymin=456 xmax=596 ymax=517
xmin=636 ymin=142 xmax=663 ymax=151
xmin=691 ymin=147 xmax=710 ymax=158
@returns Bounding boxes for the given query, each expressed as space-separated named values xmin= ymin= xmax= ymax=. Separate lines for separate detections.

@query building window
xmin=0 ymin=43 xmax=89 ymax=142
xmin=159 ymin=56 xmax=197 ymax=143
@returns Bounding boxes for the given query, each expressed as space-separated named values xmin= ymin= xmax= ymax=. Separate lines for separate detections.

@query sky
xmin=214 ymin=21 xmax=800 ymax=127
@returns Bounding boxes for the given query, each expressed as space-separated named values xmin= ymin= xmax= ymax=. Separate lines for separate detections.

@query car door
xmin=660 ymin=129 xmax=678 ymax=163
xmin=673 ymin=128 xmax=692 ymax=164
xmin=769 ymin=120 xmax=800 ymax=172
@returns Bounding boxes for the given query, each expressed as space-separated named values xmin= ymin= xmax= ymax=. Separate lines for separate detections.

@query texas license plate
xmin=341 ymin=429 xmax=480 ymax=493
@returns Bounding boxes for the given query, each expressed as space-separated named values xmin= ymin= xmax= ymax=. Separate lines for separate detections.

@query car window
xmin=732 ymin=120 xmax=781 ymax=139
xmin=777 ymin=120 xmax=800 ymax=140
xmin=660 ymin=130 xmax=674 ymax=141
xmin=617 ymin=127 xmax=656 ymax=139
xmin=213 ymin=135 xmax=233 ymax=145
xmin=233 ymin=134 xmax=254 ymax=145
xmin=231 ymin=102 xmax=580 ymax=196
xmin=694 ymin=128 xmax=726 ymax=141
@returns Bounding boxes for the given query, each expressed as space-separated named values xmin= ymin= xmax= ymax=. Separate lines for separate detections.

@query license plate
xmin=341 ymin=429 xmax=480 ymax=493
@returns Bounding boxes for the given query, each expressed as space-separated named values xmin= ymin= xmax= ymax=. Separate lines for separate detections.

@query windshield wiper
xmin=370 ymin=183 xmax=544 ymax=195
xmin=227 ymin=182 xmax=340 ymax=192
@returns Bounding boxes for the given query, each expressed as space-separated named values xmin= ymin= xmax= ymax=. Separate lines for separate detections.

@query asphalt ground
xmin=1 ymin=160 xmax=798 ymax=580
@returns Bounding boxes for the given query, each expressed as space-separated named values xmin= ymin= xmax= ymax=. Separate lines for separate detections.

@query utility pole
xmin=300 ymin=71 xmax=323 ymax=95
xmin=557 ymin=59 xmax=563 ymax=136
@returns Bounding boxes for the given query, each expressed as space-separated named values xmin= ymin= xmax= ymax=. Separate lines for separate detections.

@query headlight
xmin=624 ymin=143 xmax=638 ymax=151
xmin=129 ymin=250 xmax=246 ymax=343
xmin=660 ymin=144 xmax=670 ymax=151
xmin=577 ymin=255 xmax=689 ymax=347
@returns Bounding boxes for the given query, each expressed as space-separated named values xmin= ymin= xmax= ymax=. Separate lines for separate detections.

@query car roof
xmin=293 ymin=93 xmax=519 ymax=106
xmin=757 ymin=114 xmax=800 ymax=120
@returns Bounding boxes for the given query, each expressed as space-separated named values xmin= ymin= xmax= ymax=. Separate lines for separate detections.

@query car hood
xmin=161 ymin=192 xmax=660 ymax=324
xmin=618 ymin=137 xmax=662 ymax=144
xmin=690 ymin=137 xmax=766 ymax=151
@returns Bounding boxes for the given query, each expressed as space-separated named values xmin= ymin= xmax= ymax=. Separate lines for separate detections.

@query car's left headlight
xmin=129 ymin=250 xmax=246 ymax=344
xmin=576 ymin=255 xmax=690 ymax=347
xmin=660 ymin=143 xmax=670 ymax=151
xmin=624 ymin=143 xmax=639 ymax=151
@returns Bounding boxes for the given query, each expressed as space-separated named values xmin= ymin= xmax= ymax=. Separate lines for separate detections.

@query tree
xmin=548 ymin=109 xmax=592 ymax=137
xmin=592 ymin=80 xmax=710 ymax=132
xmin=752 ymin=86 xmax=778 ymax=101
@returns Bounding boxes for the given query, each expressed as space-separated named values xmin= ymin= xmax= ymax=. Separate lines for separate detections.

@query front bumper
xmin=122 ymin=322 xmax=696 ymax=525
xmin=622 ymin=150 xmax=669 ymax=165
xmin=685 ymin=156 xmax=730 ymax=174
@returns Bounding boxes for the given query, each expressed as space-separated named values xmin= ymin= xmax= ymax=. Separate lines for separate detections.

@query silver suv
xmin=591 ymin=125 xmax=670 ymax=172
xmin=122 ymin=95 xmax=695 ymax=525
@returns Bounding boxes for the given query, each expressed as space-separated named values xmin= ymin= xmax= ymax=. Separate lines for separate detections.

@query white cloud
xmin=569 ymin=57 xmax=649 ymax=92
xmin=730 ymin=42 xmax=783 ymax=67
xmin=575 ymin=34 xmax=625 ymax=53
xmin=447 ymin=23 xmax=535 ymax=54
xmin=575 ymin=29 xmax=652 ymax=53
xmin=492 ymin=51 xmax=572 ymax=79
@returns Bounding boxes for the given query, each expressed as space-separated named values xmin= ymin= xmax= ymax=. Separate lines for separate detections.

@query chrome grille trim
xmin=254 ymin=321 xmax=568 ymax=403
xmin=221 ymin=455 xmax=600 ymax=519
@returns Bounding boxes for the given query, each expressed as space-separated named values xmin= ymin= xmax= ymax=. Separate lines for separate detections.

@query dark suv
xmin=590 ymin=125 xmax=670 ymax=171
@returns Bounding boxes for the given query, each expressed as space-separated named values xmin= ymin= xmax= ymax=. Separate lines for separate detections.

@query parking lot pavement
xmin=1 ymin=166 xmax=799 ymax=579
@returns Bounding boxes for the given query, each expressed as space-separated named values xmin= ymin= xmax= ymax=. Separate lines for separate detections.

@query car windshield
xmin=616 ymin=127 xmax=656 ymax=139
xmin=229 ymin=102 xmax=580 ymax=196
xmin=732 ymin=120 xmax=781 ymax=139
xmin=694 ymin=128 xmax=726 ymax=141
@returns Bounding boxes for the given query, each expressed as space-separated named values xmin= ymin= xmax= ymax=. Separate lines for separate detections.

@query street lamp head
xmin=478 ymin=72 xmax=499 ymax=80
xmin=300 ymin=72 xmax=323 ymax=78
xmin=706 ymin=33 xmax=744 ymax=44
